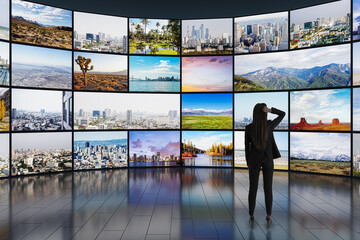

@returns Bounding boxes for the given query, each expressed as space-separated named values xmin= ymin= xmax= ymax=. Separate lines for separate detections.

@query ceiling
xmin=30 ymin=0 xmax=338 ymax=19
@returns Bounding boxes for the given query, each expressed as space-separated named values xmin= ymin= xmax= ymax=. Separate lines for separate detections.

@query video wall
xmin=0 ymin=0 xmax=359 ymax=177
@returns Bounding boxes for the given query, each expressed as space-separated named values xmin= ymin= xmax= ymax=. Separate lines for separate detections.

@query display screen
xmin=290 ymin=89 xmax=350 ymax=131
xmin=354 ymin=42 xmax=360 ymax=86
xmin=74 ymin=131 xmax=128 ymax=170
xmin=74 ymin=92 xmax=180 ymax=130
xmin=0 ymin=41 xmax=9 ymax=86
xmin=181 ymin=131 xmax=233 ymax=167
xmin=0 ymin=133 xmax=9 ymax=177
xmin=234 ymin=44 xmax=350 ymax=91
xmin=290 ymin=0 xmax=350 ymax=49
xmin=11 ymin=0 xmax=72 ymax=49
xmin=182 ymin=93 xmax=233 ymax=129
xmin=354 ymin=134 xmax=360 ymax=177
xmin=12 ymin=44 xmax=72 ymax=89
xmin=73 ymin=51 xmax=128 ymax=91
xmin=129 ymin=131 xmax=180 ymax=166
xmin=234 ymin=92 xmax=288 ymax=130
xmin=235 ymin=131 xmax=288 ymax=170
xmin=354 ymin=88 xmax=360 ymax=131
xmin=129 ymin=56 xmax=180 ymax=92
xmin=290 ymin=132 xmax=351 ymax=176
xmin=182 ymin=56 xmax=233 ymax=92
xmin=12 ymin=132 xmax=72 ymax=175
xmin=129 ymin=18 xmax=180 ymax=55
xmin=0 ymin=87 xmax=9 ymax=131
xmin=354 ymin=0 xmax=360 ymax=40
xmin=234 ymin=11 xmax=288 ymax=54
xmin=12 ymin=89 xmax=72 ymax=131
xmin=0 ymin=0 xmax=9 ymax=40
xmin=182 ymin=18 xmax=233 ymax=55
xmin=74 ymin=12 xmax=127 ymax=53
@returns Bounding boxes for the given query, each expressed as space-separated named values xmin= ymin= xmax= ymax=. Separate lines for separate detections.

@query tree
xmin=75 ymin=55 xmax=93 ymax=87
xmin=0 ymin=100 xmax=5 ymax=122
xmin=167 ymin=20 xmax=180 ymax=53
xmin=141 ymin=18 xmax=150 ymax=41
xmin=156 ymin=22 xmax=160 ymax=43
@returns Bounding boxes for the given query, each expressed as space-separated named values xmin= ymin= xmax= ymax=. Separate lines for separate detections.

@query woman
xmin=245 ymin=103 xmax=285 ymax=224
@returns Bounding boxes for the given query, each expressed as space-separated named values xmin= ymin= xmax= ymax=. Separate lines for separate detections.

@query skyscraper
xmin=127 ymin=110 xmax=132 ymax=125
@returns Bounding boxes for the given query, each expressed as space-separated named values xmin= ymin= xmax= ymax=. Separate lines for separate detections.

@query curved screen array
xmin=0 ymin=0 xmax=359 ymax=178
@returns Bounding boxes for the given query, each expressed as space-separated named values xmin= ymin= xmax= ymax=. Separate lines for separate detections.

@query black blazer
xmin=245 ymin=108 xmax=285 ymax=165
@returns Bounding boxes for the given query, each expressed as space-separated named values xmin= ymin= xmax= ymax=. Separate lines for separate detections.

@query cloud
xmin=147 ymin=141 xmax=180 ymax=157
xmin=131 ymin=139 xmax=142 ymax=148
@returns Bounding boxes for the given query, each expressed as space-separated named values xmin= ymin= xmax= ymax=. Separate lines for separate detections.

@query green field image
xmin=290 ymin=159 xmax=351 ymax=176
xmin=354 ymin=170 xmax=360 ymax=178
xmin=182 ymin=116 xmax=233 ymax=129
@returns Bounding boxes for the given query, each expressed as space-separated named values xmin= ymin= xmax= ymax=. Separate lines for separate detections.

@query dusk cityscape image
xmin=74 ymin=92 xmax=180 ymax=130
xmin=234 ymin=12 xmax=288 ymax=54
xmin=12 ymin=89 xmax=72 ymax=131
xmin=0 ymin=41 xmax=9 ymax=86
xmin=182 ymin=18 xmax=233 ymax=55
xmin=0 ymin=134 xmax=9 ymax=177
xmin=129 ymin=131 xmax=180 ymax=166
xmin=290 ymin=0 xmax=351 ymax=49
xmin=74 ymin=12 xmax=127 ymax=53
xmin=12 ymin=44 xmax=72 ymax=89
xmin=234 ymin=92 xmax=288 ymax=130
xmin=12 ymin=132 xmax=72 ymax=176
xmin=129 ymin=56 xmax=180 ymax=92
xmin=74 ymin=131 xmax=128 ymax=170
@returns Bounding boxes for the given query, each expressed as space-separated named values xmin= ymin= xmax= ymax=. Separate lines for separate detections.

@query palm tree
xmin=141 ymin=18 xmax=150 ymax=42
xmin=156 ymin=22 xmax=160 ymax=43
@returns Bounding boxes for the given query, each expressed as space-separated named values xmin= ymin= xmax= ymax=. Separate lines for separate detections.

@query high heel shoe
xmin=249 ymin=216 xmax=254 ymax=224
xmin=266 ymin=215 xmax=272 ymax=224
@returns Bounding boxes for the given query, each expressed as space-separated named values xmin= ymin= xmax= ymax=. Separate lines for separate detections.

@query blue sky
xmin=12 ymin=132 xmax=72 ymax=150
xmin=12 ymin=89 xmax=63 ymax=112
xmin=235 ymin=11 xmax=287 ymax=25
xmin=235 ymin=92 xmax=288 ymax=121
xmin=130 ymin=131 xmax=180 ymax=158
xmin=12 ymin=0 xmax=72 ymax=27
xmin=354 ymin=0 xmax=360 ymax=31
xmin=182 ymin=131 xmax=232 ymax=151
xmin=12 ymin=44 xmax=71 ymax=67
xmin=182 ymin=93 xmax=232 ymax=111
xmin=130 ymin=18 xmax=170 ymax=34
xmin=182 ymin=18 xmax=232 ymax=39
xmin=291 ymin=89 xmax=350 ymax=124
xmin=129 ymin=56 xmax=180 ymax=79
xmin=235 ymin=131 xmax=288 ymax=151
xmin=0 ymin=0 xmax=9 ymax=28
xmin=353 ymin=42 xmax=360 ymax=73
xmin=74 ymin=131 xmax=127 ymax=141
xmin=74 ymin=52 xmax=127 ymax=73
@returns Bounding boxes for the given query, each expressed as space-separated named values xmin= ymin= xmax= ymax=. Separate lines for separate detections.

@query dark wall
xmin=30 ymin=0 xmax=337 ymax=18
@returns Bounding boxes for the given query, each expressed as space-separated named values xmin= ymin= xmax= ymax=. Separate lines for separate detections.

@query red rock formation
xmin=317 ymin=120 xmax=324 ymax=125
xmin=292 ymin=117 xmax=310 ymax=128
xmin=331 ymin=118 xmax=341 ymax=125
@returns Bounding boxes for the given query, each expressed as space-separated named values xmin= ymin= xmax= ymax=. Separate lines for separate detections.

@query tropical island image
xmin=129 ymin=18 xmax=180 ymax=55
xmin=290 ymin=89 xmax=350 ymax=131
xmin=234 ymin=44 xmax=350 ymax=91
xmin=181 ymin=131 xmax=233 ymax=167
xmin=182 ymin=93 xmax=233 ymax=129
xmin=11 ymin=0 xmax=72 ymax=49
xmin=74 ymin=52 xmax=128 ymax=91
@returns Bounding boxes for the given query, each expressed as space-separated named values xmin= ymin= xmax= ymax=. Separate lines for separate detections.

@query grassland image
xmin=11 ymin=1 xmax=72 ymax=49
xmin=182 ymin=93 xmax=232 ymax=129
xmin=74 ymin=52 xmax=128 ymax=91
xmin=290 ymin=132 xmax=351 ymax=176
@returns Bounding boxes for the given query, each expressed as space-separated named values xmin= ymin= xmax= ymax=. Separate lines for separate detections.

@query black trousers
xmin=248 ymin=156 xmax=274 ymax=216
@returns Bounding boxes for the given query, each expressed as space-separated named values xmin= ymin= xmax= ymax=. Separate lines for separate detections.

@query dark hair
xmin=250 ymin=103 xmax=269 ymax=151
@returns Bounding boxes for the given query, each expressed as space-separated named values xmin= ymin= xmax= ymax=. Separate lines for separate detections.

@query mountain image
xmin=235 ymin=63 xmax=350 ymax=91
xmin=290 ymin=152 xmax=350 ymax=162
xmin=182 ymin=108 xmax=232 ymax=116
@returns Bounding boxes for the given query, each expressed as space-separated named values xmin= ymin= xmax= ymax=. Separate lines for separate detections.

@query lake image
xmin=183 ymin=154 xmax=233 ymax=167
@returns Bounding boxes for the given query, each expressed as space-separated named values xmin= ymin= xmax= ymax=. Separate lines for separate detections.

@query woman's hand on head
xmin=263 ymin=106 xmax=271 ymax=113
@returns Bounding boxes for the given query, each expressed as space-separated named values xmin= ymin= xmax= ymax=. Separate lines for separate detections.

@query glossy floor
xmin=0 ymin=168 xmax=359 ymax=240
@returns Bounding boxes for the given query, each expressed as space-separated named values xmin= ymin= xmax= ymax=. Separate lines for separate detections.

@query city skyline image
xmin=129 ymin=131 xmax=180 ymax=166
xmin=0 ymin=41 xmax=9 ymax=86
xmin=11 ymin=0 xmax=73 ymax=49
xmin=234 ymin=44 xmax=350 ymax=91
xmin=12 ymin=44 xmax=72 ymax=89
xmin=234 ymin=11 xmax=288 ymax=54
xmin=234 ymin=92 xmax=288 ymax=130
xmin=182 ymin=56 xmax=233 ymax=92
xmin=74 ymin=12 xmax=127 ymax=53
xmin=290 ymin=0 xmax=350 ymax=48
xmin=0 ymin=0 xmax=9 ymax=40
xmin=74 ymin=92 xmax=180 ymax=130
xmin=129 ymin=56 xmax=180 ymax=92
xmin=182 ymin=18 xmax=233 ymax=55
xmin=0 ymin=133 xmax=9 ymax=177
xmin=290 ymin=89 xmax=351 ymax=131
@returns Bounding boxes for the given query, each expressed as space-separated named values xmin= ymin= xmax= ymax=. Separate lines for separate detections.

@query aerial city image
xmin=74 ymin=12 xmax=128 ymax=53
xmin=182 ymin=18 xmax=233 ymax=55
xmin=12 ymin=132 xmax=72 ymax=176
xmin=12 ymin=89 xmax=72 ymax=131
xmin=74 ymin=131 xmax=128 ymax=170
xmin=234 ymin=12 xmax=288 ymax=54
xmin=290 ymin=0 xmax=350 ymax=49
xmin=74 ymin=92 xmax=180 ymax=130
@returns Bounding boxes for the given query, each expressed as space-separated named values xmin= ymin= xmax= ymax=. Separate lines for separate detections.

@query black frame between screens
xmin=0 ymin=0 xmax=358 ymax=179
